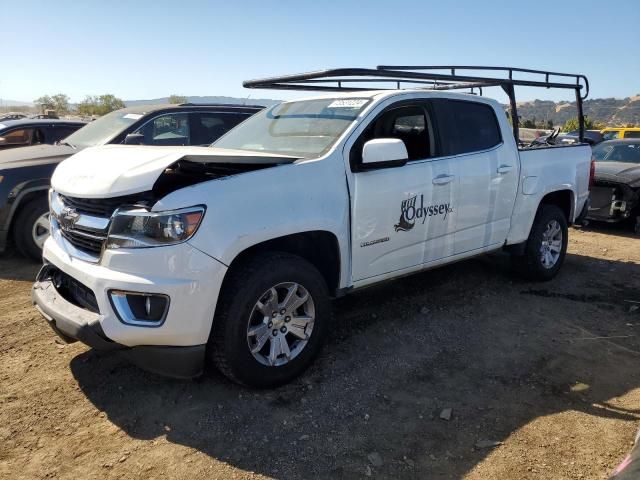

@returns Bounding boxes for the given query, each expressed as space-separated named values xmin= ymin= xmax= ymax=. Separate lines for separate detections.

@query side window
xmin=50 ymin=126 xmax=79 ymax=143
xmin=0 ymin=128 xmax=33 ymax=146
xmin=134 ymin=113 xmax=190 ymax=146
xmin=190 ymin=112 xmax=250 ymax=145
xmin=447 ymin=101 xmax=502 ymax=155
xmin=624 ymin=131 xmax=640 ymax=139
xmin=351 ymin=104 xmax=434 ymax=167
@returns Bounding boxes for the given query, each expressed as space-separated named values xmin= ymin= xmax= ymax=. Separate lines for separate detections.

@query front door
xmin=349 ymin=102 xmax=457 ymax=282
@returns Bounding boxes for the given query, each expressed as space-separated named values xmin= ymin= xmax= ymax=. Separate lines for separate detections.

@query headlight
xmin=106 ymin=206 xmax=205 ymax=249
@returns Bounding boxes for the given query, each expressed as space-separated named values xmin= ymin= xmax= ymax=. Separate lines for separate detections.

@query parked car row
xmin=0 ymin=103 xmax=263 ymax=260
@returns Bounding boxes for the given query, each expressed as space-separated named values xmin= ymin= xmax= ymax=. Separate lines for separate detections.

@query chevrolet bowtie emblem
xmin=58 ymin=206 xmax=80 ymax=231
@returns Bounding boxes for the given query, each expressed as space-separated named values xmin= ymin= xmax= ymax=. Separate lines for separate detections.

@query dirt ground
xmin=1 ymin=224 xmax=640 ymax=480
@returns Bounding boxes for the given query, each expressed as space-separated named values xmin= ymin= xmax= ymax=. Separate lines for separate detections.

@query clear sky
xmin=1 ymin=0 xmax=638 ymax=104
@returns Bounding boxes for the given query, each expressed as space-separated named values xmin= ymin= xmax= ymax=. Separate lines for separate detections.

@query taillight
xmin=589 ymin=156 xmax=595 ymax=190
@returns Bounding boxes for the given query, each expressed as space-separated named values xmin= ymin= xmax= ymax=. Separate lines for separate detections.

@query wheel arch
xmin=6 ymin=184 xmax=49 ymax=239
xmin=539 ymin=189 xmax=574 ymax=224
xmin=223 ymin=230 xmax=342 ymax=296
xmin=505 ymin=187 xmax=576 ymax=251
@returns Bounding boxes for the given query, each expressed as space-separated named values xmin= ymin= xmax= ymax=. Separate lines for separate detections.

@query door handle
xmin=432 ymin=174 xmax=455 ymax=185
xmin=497 ymin=165 xmax=513 ymax=174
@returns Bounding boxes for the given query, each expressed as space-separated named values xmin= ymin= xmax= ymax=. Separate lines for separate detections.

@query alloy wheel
xmin=246 ymin=282 xmax=315 ymax=367
xmin=539 ymin=219 xmax=562 ymax=269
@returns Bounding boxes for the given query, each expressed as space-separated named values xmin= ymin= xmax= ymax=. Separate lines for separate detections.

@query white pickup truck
xmin=32 ymin=66 xmax=593 ymax=386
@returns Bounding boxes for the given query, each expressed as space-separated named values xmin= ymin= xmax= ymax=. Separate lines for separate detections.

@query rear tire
xmin=13 ymin=197 xmax=50 ymax=262
xmin=208 ymin=252 xmax=331 ymax=388
xmin=511 ymin=204 xmax=568 ymax=281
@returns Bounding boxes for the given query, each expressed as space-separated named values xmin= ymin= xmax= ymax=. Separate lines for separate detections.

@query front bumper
xmin=33 ymin=235 xmax=228 ymax=378
xmin=32 ymin=275 xmax=205 ymax=378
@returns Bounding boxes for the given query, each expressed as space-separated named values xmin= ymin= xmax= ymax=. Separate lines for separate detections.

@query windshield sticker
xmin=123 ymin=113 xmax=143 ymax=120
xmin=394 ymin=195 xmax=453 ymax=232
xmin=327 ymin=99 xmax=369 ymax=109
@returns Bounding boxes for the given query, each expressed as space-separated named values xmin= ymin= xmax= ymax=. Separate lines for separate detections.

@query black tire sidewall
xmin=523 ymin=205 xmax=568 ymax=280
xmin=213 ymin=253 xmax=330 ymax=387
xmin=13 ymin=197 xmax=49 ymax=262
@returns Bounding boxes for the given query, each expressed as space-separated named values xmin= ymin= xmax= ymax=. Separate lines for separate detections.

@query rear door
xmin=434 ymin=99 xmax=518 ymax=254
xmin=349 ymin=100 xmax=457 ymax=281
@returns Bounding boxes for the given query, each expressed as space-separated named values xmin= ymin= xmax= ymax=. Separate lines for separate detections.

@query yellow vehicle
xmin=601 ymin=127 xmax=640 ymax=140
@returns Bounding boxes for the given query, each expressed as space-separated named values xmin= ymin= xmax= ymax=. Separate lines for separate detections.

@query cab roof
xmin=0 ymin=118 xmax=86 ymax=129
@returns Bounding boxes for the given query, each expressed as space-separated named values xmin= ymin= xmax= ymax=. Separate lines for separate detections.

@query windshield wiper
xmin=56 ymin=140 xmax=76 ymax=149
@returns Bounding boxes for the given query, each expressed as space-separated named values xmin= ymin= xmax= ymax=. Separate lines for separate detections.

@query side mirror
xmin=361 ymin=138 xmax=408 ymax=169
xmin=124 ymin=133 xmax=145 ymax=145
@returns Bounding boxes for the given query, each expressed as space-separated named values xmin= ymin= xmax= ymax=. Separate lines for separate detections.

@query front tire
xmin=209 ymin=252 xmax=330 ymax=387
xmin=512 ymin=204 xmax=568 ymax=281
xmin=13 ymin=197 xmax=50 ymax=262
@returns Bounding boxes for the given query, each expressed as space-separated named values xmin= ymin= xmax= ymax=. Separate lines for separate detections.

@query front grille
xmin=60 ymin=193 xmax=155 ymax=218
xmin=60 ymin=227 xmax=106 ymax=255
xmin=55 ymin=192 xmax=155 ymax=257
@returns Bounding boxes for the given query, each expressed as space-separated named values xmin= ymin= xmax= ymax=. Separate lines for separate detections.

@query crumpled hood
xmin=594 ymin=161 xmax=640 ymax=187
xmin=0 ymin=143 xmax=76 ymax=169
xmin=51 ymin=144 xmax=298 ymax=198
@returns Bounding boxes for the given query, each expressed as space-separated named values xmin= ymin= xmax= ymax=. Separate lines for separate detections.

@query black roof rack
xmin=243 ymin=65 xmax=589 ymax=143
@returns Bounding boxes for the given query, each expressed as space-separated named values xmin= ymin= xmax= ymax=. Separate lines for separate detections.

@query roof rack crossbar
xmin=377 ymin=65 xmax=588 ymax=98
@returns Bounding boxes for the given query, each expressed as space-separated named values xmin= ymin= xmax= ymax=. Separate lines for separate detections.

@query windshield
xmin=64 ymin=110 xmax=142 ymax=148
xmin=213 ymin=98 xmax=371 ymax=158
xmin=593 ymin=143 xmax=640 ymax=163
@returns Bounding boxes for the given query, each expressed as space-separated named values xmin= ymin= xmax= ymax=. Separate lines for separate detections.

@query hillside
xmin=124 ymin=95 xmax=281 ymax=108
xmin=516 ymin=96 xmax=640 ymax=127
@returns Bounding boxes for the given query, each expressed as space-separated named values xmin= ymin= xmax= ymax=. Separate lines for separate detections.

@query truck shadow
xmin=70 ymin=251 xmax=640 ymax=479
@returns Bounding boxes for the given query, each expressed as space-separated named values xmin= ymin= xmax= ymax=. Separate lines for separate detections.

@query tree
xmin=51 ymin=94 xmax=70 ymax=114
xmin=96 ymin=94 xmax=125 ymax=115
xmin=76 ymin=95 xmax=99 ymax=116
xmin=34 ymin=95 xmax=53 ymax=112
xmin=34 ymin=94 xmax=70 ymax=114
xmin=561 ymin=116 xmax=602 ymax=132
xmin=76 ymin=94 xmax=125 ymax=116
xmin=168 ymin=94 xmax=187 ymax=104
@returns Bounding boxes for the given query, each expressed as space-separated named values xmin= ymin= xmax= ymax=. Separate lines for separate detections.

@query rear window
xmin=448 ymin=100 xmax=502 ymax=155
xmin=624 ymin=131 xmax=640 ymax=139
